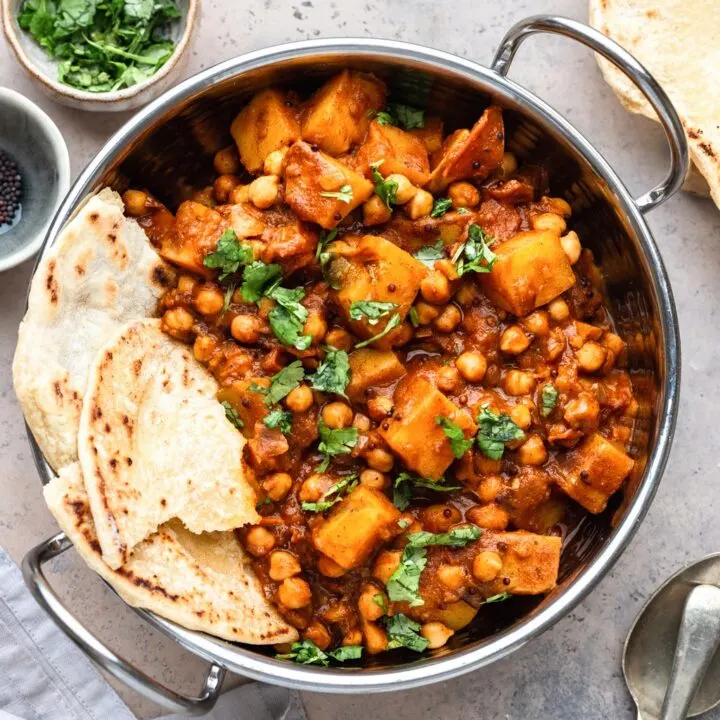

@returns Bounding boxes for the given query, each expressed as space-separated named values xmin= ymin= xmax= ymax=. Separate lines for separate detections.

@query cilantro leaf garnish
xmin=392 ymin=472 xmax=461 ymax=511
xmin=221 ymin=401 xmax=243 ymax=429
xmin=373 ymin=593 xmax=388 ymax=612
xmin=384 ymin=614 xmax=429 ymax=653
xmin=310 ymin=347 xmax=351 ymax=397
xmin=203 ymin=229 xmax=254 ymax=281
xmin=452 ymin=224 xmax=497 ymax=276
xmin=320 ymin=185 xmax=353 ymax=203
xmin=349 ymin=301 xmax=399 ymax=326
xmin=267 ymin=286 xmax=312 ymax=350
xmin=406 ymin=526 xmax=482 ymax=548
xmin=375 ymin=111 xmax=396 ymax=126
xmin=484 ymin=592 xmax=513 ymax=604
xmin=430 ymin=198 xmax=453 ymax=218
xmin=354 ymin=313 xmax=401 ymax=349
xmin=328 ymin=645 xmax=363 ymax=662
xmin=265 ymin=361 xmax=305 ymax=406
xmin=408 ymin=307 xmax=419 ymax=328
xmin=263 ymin=408 xmax=293 ymax=435
xmin=221 ymin=281 xmax=237 ymax=314
xmin=375 ymin=104 xmax=425 ymax=131
xmin=276 ymin=639 xmax=362 ymax=665
xmin=413 ymin=240 xmax=446 ymax=268
xmin=371 ymin=165 xmax=398 ymax=209
xmin=476 ymin=406 xmax=526 ymax=460
xmin=316 ymin=420 xmax=359 ymax=472
xmin=241 ymin=261 xmax=283 ymax=303
xmin=301 ymin=474 xmax=358 ymax=513
xmin=316 ymin=228 xmax=338 ymax=261
xmin=435 ymin=416 xmax=475 ymax=459
xmin=541 ymin=384 xmax=558 ymax=417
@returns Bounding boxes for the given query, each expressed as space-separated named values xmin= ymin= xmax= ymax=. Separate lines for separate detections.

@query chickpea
xmin=367 ymin=395 xmax=394 ymax=421
xmin=421 ymin=622 xmax=454 ymax=650
xmin=365 ymin=448 xmax=394 ymax=473
xmin=455 ymin=282 xmax=479 ymax=307
xmin=420 ymin=271 xmax=452 ymax=305
xmin=500 ymin=325 xmax=531 ymax=354
xmin=560 ymin=230 xmax=582 ymax=265
xmin=422 ymin=504 xmax=462 ymax=533
xmin=414 ymin=301 xmax=440 ymax=325
xmin=477 ymin=474 xmax=503 ymax=504
xmin=456 ymin=351 xmax=487 ymax=383
xmin=391 ymin=321 xmax=414 ymax=347
xmin=603 ymin=332 xmax=626 ymax=356
xmin=303 ymin=311 xmax=327 ymax=344
xmin=521 ymin=311 xmax=550 ymax=336
xmin=214 ymin=146 xmax=240 ymax=175
xmin=177 ymin=274 xmax=197 ymax=294
xmin=318 ymin=556 xmax=347 ymax=578
xmin=343 ymin=629 xmax=363 ymax=646
xmin=363 ymin=195 xmax=393 ymax=226
xmin=193 ymin=334 xmax=217 ymax=363
xmin=322 ymin=402 xmax=353 ymax=429
xmin=437 ymin=364 xmax=462 ymax=393
xmin=466 ymin=504 xmax=510 ymax=530
xmin=325 ymin=327 xmax=353 ymax=350
xmin=162 ymin=307 xmax=194 ymax=339
xmin=352 ymin=413 xmax=371 ymax=433
xmin=503 ymin=369 xmax=535 ymax=396
xmin=517 ymin=435 xmax=548 ymax=466
xmin=448 ymin=181 xmax=480 ymax=208
xmin=213 ymin=174 xmax=240 ymax=203
xmin=500 ymin=151 xmax=518 ymax=176
xmin=386 ymin=173 xmax=417 ymax=204
xmin=231 ymin=314 xmax=263 ymax=344
xmin=194 ymin=286 xmax=225 ymax=315
xmin=360 ymin=469 xmax=388 ymax=489
xmin=434 ymin=305 xmax=462 ymax=333
xmin=373 ymin=550 xmax=402 ymax=584
xmin=531 ymin=212 xmax=566 ymax=235
xmin=359 ymin=586 xmax=385 ymax=621
xmin=263 ymin=148 xmax=288 ymax=176
xmin=435 ymin=258 xmax=459 ymax=282
xmin=304 ymin=621 xmax=331 ymax=651
xmin=245 ymin=526 xmax=275 ymax=557
xmin=249 ymin=175 xmax=280 ymax=209
xmin=230 ymin=184 xmax=251 ymax=204
xmin=122 ymin=189 xmax=148 ymax=216
xmin=548 ymin=197 xmax=572 ymax=217
xmin=364 ymin=622 xmax=389 ymax=655
xmin=564 ymin=394 xmax=600 ymax=428
xmin=472 ymin=551 xmax=503 ymax=582
xmin=509 ymin=404 xmax=532 ymax=430
xmin=263 ymin=472 xmax=293 ymax=502
xmin=269 ymin=551 xmax=302 ymax=581
xmin=576 ymin=341 xmax=607 ymax=373
xmin=285 ymin=384 xmax=314 ymax=413
xmin=278 ymin=577 xmax=312 ymax=609
xmin=437 ymin=565 xmax=467 ymax=591
xmin=547 ymin=297 xmax=570 ymax=322
xmin=299 ymin=473 xmax=330 ymax=502
xmin=406 ymin=189 xmax=434 ymax=219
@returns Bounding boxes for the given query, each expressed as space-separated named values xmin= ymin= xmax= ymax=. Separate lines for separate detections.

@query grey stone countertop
xmin=2 ymin=0 xmax=720 ymax=718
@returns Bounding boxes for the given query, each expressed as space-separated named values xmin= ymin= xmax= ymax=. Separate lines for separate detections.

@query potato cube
xmin=427 ymin=106 xmax=505 ymax=193
xmin=476 ymin=530 xmax=561 ymax=596
xmin=216 ymin=379 xmax=268 ymax=436
xmin=330 ymin=234 xmax=427 ymax=339
xmin=346 ymin=349 xmax=406 ymax=400
xmin=354 ymin=121 xmax=430 ymax=186
xmin=433 ymin=600 xmax=478 ymax=630
xmin=556 ymin=433 xmax=634 ymax=514
xmin=481 ymin=230 xmax=576 ymax=316
xmin=283 ymin=142 xmax=374 ymax=229
xmin=410 ymin=116 xmax=444 ymax=154
xmin=301 ymin=70 xmax=387 ymax=155
xmin=380 ymin=376 xmax=477 ymax=480
xmin=231 ymin=89 xmax=300 ymax=174
xmin=312 ymin=486 xmax=400 ymax=569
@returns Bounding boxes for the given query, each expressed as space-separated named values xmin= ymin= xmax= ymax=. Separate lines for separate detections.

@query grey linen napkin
xmin=0 ymin=546 xmax=306 ymax=720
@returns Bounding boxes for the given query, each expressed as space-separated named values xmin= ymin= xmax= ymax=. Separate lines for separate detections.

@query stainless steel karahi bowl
xmin=21 ymin=15 xmax=687 ymax=715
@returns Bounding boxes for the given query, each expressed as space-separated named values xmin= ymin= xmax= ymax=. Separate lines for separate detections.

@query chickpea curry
xmin=123 ymin=69 xmax=637 ymax=663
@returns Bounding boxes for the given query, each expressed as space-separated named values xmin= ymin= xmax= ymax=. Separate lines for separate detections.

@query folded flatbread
xmin=78 ymin=318 xmax=260 ymax=569
xmin=45 ymin=464 xmax=297 ymax=644
xmin=13 ymin=188 xmax=174 ymax=472
xmin=589 ymin=0 xmax=720 ymax=207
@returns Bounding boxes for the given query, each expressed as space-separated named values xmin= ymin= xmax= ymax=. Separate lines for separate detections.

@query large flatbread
xmin=78 ymin=319 xmax=260 ymax=569
xmin=45 ymin=464 xmax=297 ymax=644
xmin=12 ymin=188 xmax=174 ymax=472
xmin=589 ymin=0 xmax=720 ymax=207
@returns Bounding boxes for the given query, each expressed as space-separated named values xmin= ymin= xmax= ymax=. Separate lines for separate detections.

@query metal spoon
xmin=623 ymin=554 xmax=720 ymax=720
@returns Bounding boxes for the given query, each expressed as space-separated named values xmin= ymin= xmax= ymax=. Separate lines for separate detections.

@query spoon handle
xmin=660 ymin=584 xmax=720 ymax=720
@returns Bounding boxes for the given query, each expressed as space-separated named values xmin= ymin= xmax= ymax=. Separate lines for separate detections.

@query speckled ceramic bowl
xmin=0 ymin=88 xmax=69 ymax=272
xmin=0 ymin=0 xmax=199 ymax=112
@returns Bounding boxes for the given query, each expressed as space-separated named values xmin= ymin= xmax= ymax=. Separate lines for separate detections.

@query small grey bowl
xmin=0 ymin=88 xmax=70 ymax=272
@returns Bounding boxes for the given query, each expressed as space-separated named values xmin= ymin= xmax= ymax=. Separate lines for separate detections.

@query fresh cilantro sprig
xmin=354 ymin=313 xmax=401 ymax=349
xmin=384 ymin=614 xmax=428 ymax=652
xmin=430 ymin=198 xmax=453 ymax=218
xmin=541 ymin=384 xmax=558 ymax=417
xmin=261 ymin=361 xmax=305 ymax=406
xmin=413 ymin=240 xmax=446 ymax=269
xmin=476 ymin=406 xmax=526 ymax=460
xmin=241 ymin=261 xmax=282 ymax=302
xmin=371 ymin=163 xmax=398 ymax=209
xmin=349 ymin=301 xmax=399 ymax=326
xmin=436 ymin=416 xmax=475 ymax=459
xmin=301 ymin=474 xmax=358 ymax=513
xmin=310 ymin=347 xmax=351 ymax=397
xmin=267 ymin=286 xmax=312 ymax=350
xmin=203 ymin=229 xmax=254 ymax=281
xmin=320 ymin=185 xmax=353 ymax=203
xmin=392 ymin=472 xmax=461 ymax=511
xmin=484 ymin=592 xmax=512 ymax=604
xmin=276 ymin=639 xmax=362 ymax=665
xmin=375 ymin=103 xmax=425 ymax=131
xmin=221 ymin=401 xmax=243 ymax=429
xmin=316 ymin=419 xmax=359 ymax=472
xmin=452 ymin=224 xmax=497 ymax=276
xmin=263 ymin=408 xmax=293 ymax=435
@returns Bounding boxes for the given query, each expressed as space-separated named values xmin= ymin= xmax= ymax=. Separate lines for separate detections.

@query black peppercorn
xmin=0 ymin=150 xmax=22 ymax=226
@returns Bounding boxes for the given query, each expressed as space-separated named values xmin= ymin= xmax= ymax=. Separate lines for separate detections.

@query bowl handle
xmin=22 ymin=531 xmax=226 ymax=716
xmin=490 ymin=15 xmax=689 ymax=214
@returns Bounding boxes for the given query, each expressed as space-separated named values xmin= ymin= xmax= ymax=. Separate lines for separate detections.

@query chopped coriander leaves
xmin=310 ymin=347 xmax=351 ymax=397
xmin=264 ymin=361 xmax=305 ymax=406
xmin=328 ymin=645 xmax=363 ymax=662
xmin=393 ymin=472 xmax=461 ymax=511
xmin=430 ymin=197 xmax=453 ymax=218
xmin=317 ymin=229 xmax=340 ymax=289
xmin=349 ymin=301 xmax=399 ymax=326
xmin=373 ymin=594 xmax=388 ymax=612
xmin=541 ymin=384 xmax=559 ymax=417
xmin=476 ymin=406 xmax=526 ymax=460
xmin=255 ymin=496 xmax=273 ymax=510
xmin=375 ymin=111 xmax=396 ymax=126
xmin=435 ymin=416 xmax=474 ymax=458
xmin=241 ymin=261 xmax=282 ymax=302
xmin=263 ymin=408 xmax=293 ymax=435
xmin=354 ymin=313 xmax=401 ymax=349
xmin=406 ymin=526 xmax=481 ymax=548
xmin=408 ymin=306 xmax=420 ymax=328
xmin=452 ymin=224 xmax=497 ymax=276
xmin=221 ymin=401 xmax=243 ymax=429
xmin=376 ymin=103 xmax=425 ymax=131
xmin=221 ymin=281 xmax=237 ymax=314
xmin=457 ymin=207 xmax=470 ymax=216
xmin=276 ymin=639 xmax=363 ymax=665
xmin=301 ymin=474 xmax=358 ymax=512
xmin=203 ymin=230 xmax=253 ymax=281
xmin=384 ymin=614 xmax=429 ymax=653
xmin=484 ymin=592 xmax=513 ymax=604
xmin=320 ymin=185 xmax=353 ymax=203
xmin=316 ymin=420 xmax=359 ymax=472
xmin=267 ymin=285 xmax=312 ymax=350
xmin=413 ymin=240 xmax=446 ymax=269
xmin=371 ymin=166 xmax=398 ymax=209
